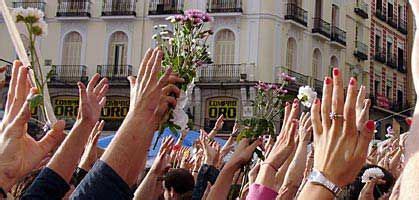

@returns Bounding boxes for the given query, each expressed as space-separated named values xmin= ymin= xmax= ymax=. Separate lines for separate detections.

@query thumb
xmin=38 ymin=120 xmax=66 ymax=155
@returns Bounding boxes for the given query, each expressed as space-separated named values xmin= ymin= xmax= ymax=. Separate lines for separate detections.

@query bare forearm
xmin=134 ymin=171 xmax=158 ymax=200
xmin=101 ymin=113 xmax=156 ymax=185
xmin=207 ymin=163 xmax=238 ymax=199
xmin=297 ymin=183 xmax=334 ymax=200
xmin=47 ymin=120 xmax=94 ymax=182
xmin=274 ymin=151 xmax=295 ymax=190
xmin=282 ymin=142 xmax=308 ymax=193
xmin=208 ymin=129 xmax=218 ymax=139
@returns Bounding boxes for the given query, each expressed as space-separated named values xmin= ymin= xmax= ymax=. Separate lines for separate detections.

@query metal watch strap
xmin=308 ymin=170 xmax=342 ymax=197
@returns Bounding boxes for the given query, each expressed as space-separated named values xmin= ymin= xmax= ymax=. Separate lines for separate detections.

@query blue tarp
xmin=98 ymin=128 xmax=227 ymax=167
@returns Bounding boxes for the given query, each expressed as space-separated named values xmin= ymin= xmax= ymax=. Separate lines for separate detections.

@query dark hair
xmin=11 ymin=169 xmax=41 ymax=198
xmin=163 ymin=168 xmax=195 ymax=195
xmin=343 ymin=164 xmax=395 ymax=200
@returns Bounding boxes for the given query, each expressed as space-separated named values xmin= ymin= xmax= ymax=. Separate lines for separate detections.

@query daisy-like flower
xmin=297 ymin=86 xmax=317 ymax=108
xmin=170 ymin=91 xmax=189 ymax=131
xmin=159 ymin=24 xmax=168 ymax=28
xmin=279 ymin=72 xmax=296 ymax=82
xmin=361 ymin=167 xmax=385 ymax=183
xmin=32 ymin=20 xmax=48 ymax=37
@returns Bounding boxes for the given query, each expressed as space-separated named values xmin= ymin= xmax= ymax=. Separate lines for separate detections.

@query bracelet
xmin=0 ymin=187 xmax=6 ymax=198
xmin=260 ymin=162 xmax=279 ymax=171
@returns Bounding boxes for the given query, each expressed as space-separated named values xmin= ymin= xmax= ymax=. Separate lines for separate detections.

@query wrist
xmin=0 ymin=176 xmax=13 ymax=192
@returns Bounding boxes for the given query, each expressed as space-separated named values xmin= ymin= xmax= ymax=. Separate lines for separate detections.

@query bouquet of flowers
xmin=237 ymin=73 xmax=295 ymax=158
xmin=153 ymin=10 xmax=213 ymax=137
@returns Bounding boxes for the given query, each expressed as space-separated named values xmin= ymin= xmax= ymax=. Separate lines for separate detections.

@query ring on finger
xmin=329 ymin=112 xmax=344 ymax=120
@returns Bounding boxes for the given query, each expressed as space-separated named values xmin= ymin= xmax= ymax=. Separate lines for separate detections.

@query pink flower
xmin=255 ymin=81 xmax=269 ymax=91
xmin=174 ymin=14 xmax=184 ymax=22
xmin=279 ymin=73 xmax=296 ymax=82
xmin=185 ymin=9 xmax=204 ymax=19
xmin=202 ymin=13 xmax=213 ymax=22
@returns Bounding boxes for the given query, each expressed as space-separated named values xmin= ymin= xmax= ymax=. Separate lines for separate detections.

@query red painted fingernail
xmin=315 ymin=98 xmax=320 ymax=104
xmin=366 ymin=120 xmax=375 ymax=131
xmin=285 ymin=102 xmax=290 ymax=107
xmin=333 ymin=68 xmax=340 ymax=76
xmin=349 ymin=77 xmax=356 ymax=86
xmin=325 ymin=77 xmax=332 ymax=85
xmin=293 ymin=98 xmax=299 ymax=104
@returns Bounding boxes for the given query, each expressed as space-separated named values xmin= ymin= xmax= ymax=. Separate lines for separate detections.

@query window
xmin=387 ymin=38 xmax=393 ymax=58
xmin=62 ymin=31 xmax=82 ymax=65
xmin=315 ymin=0 xmax=322 ymax=18
xmin=376 ymin=0 xmax=382 ymax=11
xmin=332 ymin=4 xmax=339 ymax=27
xmin=108 ymin=31 xmax=128 ymax=66
xmin=388 ymin=1 xmax=394 ymax=19
xmin=286 ymin=38 xmax=297 ymax=70
xmin=375 ymin=80 xmax=381 ymax=95
xmin=288 ymin=0 xmax=302 ymax=6
xmin=214 ymin=29 xmax=235 ymax=64
xmin=312 ymin=49 xmax=322 ymax=79
xmin=375 ymin=34 xmax=381 ymax=52
xmin=397 ymin=90 xmax=404 ymax=104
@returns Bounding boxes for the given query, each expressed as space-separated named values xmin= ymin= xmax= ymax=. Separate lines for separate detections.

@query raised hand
xmin=298 ymin=112 xmax=312 ymax=144
xmin=199 ymin=135 xmax=220 ymax=166
xmin=214 ymin=114 xmax=224 ymax=131
xmin=310 ymin=68 xmax=373 ymax=187
xmin=151 ymin=137 xmax=174 ymax=175
xmin=0 ymin=61 xmax=66 ymax=190
xmin=77 ymin=74 xmax=108 ymax=124
xmin=78 ymin=120 xmax=105 ymax=171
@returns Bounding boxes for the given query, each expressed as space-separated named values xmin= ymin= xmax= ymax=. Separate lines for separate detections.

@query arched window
xmin=62 ymin=31 xmax=82 ymax=65
xmin=286 ymin=38 xmax=297 ymax=70
xmin=312 ymin=49 xmax=322 ymax=79
xmin=214 ymin=29 xmax=235 ymax=64
xmin=108 ymin=31 xmax=128 ymax=66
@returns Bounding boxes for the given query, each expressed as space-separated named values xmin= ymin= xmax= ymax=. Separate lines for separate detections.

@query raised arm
xmin=208 ymin=115 xmax=224 ymax=139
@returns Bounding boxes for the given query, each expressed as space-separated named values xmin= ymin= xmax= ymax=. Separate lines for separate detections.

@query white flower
xmin=170 ymin=91 xmax=189 ymax=131
xmin=169 ymin=38 xmax=175 ymax=45
xmin=159 ymin=24 xmax=168 ymax=28
xmin=33 ymin=20 xmax=48 ymax=37
xmin=160 ymin=31 xmax=169 ymax=36
xmin=297 ymin=86 xmax=317 ymax=108
xmin=153 ymin=25 xmax=158 ymax=29
xmin=361 ymin=168 xmax=385 ymax=183
xmin=166 ymin=16 xmax=175 ymax=21
xmin=152 ymin=34 xmax=158 ymax=40
xmin=27 ymin=7 xmax=44 ymax=19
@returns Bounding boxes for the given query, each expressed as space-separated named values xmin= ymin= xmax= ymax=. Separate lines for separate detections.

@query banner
xmin=206 ymin=97 xmax=238 ymax=120
xmin=53 ymin=96 xmax=129 ymax=120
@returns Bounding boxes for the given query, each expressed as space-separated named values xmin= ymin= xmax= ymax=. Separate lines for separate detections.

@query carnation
xmin=279 ymin=72 xmax=296 ymax=82
xmin=297 ymin=86 xmax=317 ymax=108
xmin=361 ymin=167 xmax=385 ymax=183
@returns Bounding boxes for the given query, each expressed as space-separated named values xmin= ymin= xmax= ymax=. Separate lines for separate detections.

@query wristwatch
xmin=308 ymin=170 xmax=342 ymax=197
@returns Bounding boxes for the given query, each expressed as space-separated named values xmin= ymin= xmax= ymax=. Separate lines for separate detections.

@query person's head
xmin=344 ymin=164 xmax=395 ymax=199
xmin=163 ymin=168 xmax=194 ymax=200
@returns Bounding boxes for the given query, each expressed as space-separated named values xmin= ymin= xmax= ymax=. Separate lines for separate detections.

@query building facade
xmin=0 ymin=0 xmax=415 ymax=136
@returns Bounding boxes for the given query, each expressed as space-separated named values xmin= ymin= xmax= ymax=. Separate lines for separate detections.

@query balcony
xmin=97 ymin=65 xmax=132 ymax=84
xmin=354 ymin=41 xmax=368 ymax=61
xmin=354 ymin=1 xmax=368 ymax=19
xmin=387 ymin=16 xmax=398 ymax=28
xmin=398 ymin=19 xmax=407 ymax=34
xmin=374 ymin=47 xmax=386 ymax=63
xmin=386 ymin=53 xmax=397 ymax=68
xmin=331 ymin=26 xmax=346 ymax=47
xmin=397 ymin=58 xmax=407 ymax=73
xmin=207 ymin=0 xmax=242 ymax=14
xmin=375 ymin=8 xmax=386 ymax=21
xmin=56 ymin=1 xmax=91 ymax=19
xmin=284 ymin=3 xmax=308 ymax=27
xmin=49 ymin=65 xmax=88 ymax=85
xmin=12 ymin=1 xmax=46 ymax=12
xmin=148 ymin=0 xmax=183 ymax=15
xmin=312 ymin=18 xmax=331 ymax=39
xmin=276 ymin=67 xmax=310 ymax=92
xmin=102 ymin=0 xmax=136 ymax=18
xmin=197 ymin=64 xmax=255 ymax=83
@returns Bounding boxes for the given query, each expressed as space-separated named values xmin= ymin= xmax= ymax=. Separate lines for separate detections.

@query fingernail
xmin=325 ymin=77 xmax=332 ymax=85
xmin=349 ymin=77 xmax=356 ymax=86
xmin=333 ymin=68 xmax=340 ymax=76
xmin=315 ymin=98 xmax=320 ymax=104
xmin=293 ymin=98 xmax=299 ymax=104
xmin=285 ymin=102 xmax=290 ymax=107
xmin=366 ymin=120 xmax=375 ymax=131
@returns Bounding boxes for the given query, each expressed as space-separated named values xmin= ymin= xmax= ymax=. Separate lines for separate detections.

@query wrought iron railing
xmin=149 ymin=0 xmax=183 ymax=15
xmin=57 ymin=0 xmax=91 ymax=17
xmin=354 ymin=1 xmax=368 ymax=18
xmin=312 ymin=18 xmax=331 ymax=38
xmin=398 ymin=19 xmax=407 ymax=34
xmin=207 ymin=0 xmax=242 ymax=13
xmin=97 ymin=65 xmax=133 ymax=82
xmin=50 ymin=65 xmax=88 ymax=83
xmin=284 ymin=3 xmax=308 ymax=26
xmin=12 ymin=1 xmax=46 ymax=12
xmin=354 ymin=41 xmax=368 ymax=60
xmin=387 ymin=15 xmax=398 ymax=28
xmin=276 ymin=67 xmax=310 ymax=92
xmin=197 ymin=64 xmax=255 ymax=83
xmin=331 ymin=26 xmax=346 ymax=46
xmin=102 ymin=0 xmax=136 ymax=16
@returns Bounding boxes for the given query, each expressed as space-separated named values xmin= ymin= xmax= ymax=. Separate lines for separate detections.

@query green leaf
xmin=29 ymin=94 xmax=43 ymax=110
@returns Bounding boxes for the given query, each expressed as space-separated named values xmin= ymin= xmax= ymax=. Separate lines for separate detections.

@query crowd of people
xmin=1 ymin=2 xmax=419 ymax=199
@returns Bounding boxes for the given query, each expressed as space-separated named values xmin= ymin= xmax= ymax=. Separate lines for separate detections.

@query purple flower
xmin=196 ymin=60 xmax=204 ymax=66
xmin=185 ymin=9 xmax=204 ymax=19
xmin=202 ymin=13 xmax=213 ymax=22
xmin=279 ymin=73 xmax=296 ymax=82
xmin=275 ymin=88 xmax=288 ymax=94
xmin=174 ymin=15 xmax=184 ymax=22
xmin=192 ymin=17 xmax=203 ymax=25
xmin=255 ymin=81 xmax=269 ymax=91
